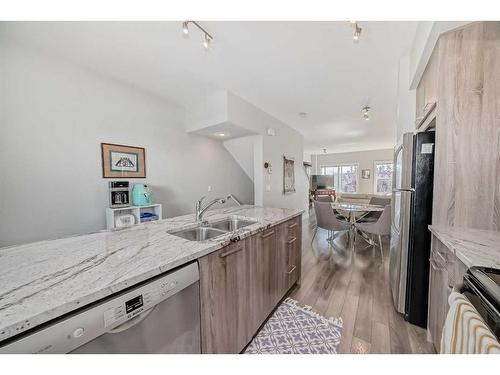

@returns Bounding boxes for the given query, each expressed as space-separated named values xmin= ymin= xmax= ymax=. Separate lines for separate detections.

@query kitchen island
xmin=0 ymin=205 xmax=303 ymax=352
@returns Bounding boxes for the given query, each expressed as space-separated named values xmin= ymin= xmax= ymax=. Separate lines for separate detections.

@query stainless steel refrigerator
xmin=389 ymin=131 xmax=435 ymax=328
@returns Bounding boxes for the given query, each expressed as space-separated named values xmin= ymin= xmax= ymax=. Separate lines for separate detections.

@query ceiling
xmin=1 ymin=21 xmax=418 ymax=153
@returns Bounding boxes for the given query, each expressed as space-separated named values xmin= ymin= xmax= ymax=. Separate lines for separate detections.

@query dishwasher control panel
xmin=102 ymin=280 xmax=179 ymax=328
xmin=0 ymin=262 xmax=199 ymax=354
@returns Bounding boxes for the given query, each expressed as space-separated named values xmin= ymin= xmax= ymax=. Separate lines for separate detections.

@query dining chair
xmin=312 ymin=201 xmax=351 ymax=246
xmin=369 ymin=196 xmax=391 ymax=206
xmin=358 ymin=196 xmax=391 ymax=223
xmin=353 ymin=205 xmax=391 ymax=258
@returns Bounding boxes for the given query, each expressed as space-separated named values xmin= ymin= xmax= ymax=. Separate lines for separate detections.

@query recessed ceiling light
xmin=298 ymin=112 xmax=308 ymax=118
xmin=215 ymin=132 xmax=228 ymax=137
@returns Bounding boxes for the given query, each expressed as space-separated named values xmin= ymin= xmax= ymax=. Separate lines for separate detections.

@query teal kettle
xmin=132 ymin=184 xmax=152 ymax=206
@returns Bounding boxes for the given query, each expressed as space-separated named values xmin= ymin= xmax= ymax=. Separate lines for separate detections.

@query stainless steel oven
xmin=0 ymin=262 xmax=201 ymax=354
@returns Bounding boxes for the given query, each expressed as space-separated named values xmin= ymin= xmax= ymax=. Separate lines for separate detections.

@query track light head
xmin=203 ymin=34 xmax=211 ymax=50
xmin=353 ymin=24 xmax=362 ymax=42
xmin=182 ymin=21 xmax=189 ymax=35
xmin=361 ymin=106 xmax=370 ymax=120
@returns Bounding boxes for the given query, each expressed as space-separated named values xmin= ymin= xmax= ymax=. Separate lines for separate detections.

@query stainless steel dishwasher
xmin=0 ymin=262 xmax=201 ymax=354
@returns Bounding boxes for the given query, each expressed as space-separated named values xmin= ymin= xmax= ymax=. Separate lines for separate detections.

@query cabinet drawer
xmin=430 ymin=237 xmax=467 ymax=290
xmin=285 ymin=216 xmax=300 ymax=239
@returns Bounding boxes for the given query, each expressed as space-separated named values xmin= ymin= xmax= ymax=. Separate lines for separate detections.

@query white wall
xmin=0 ymin=41 xmax=254 ymax=247
xmin=396 ymin=55 xmax=417 ymax=143
xmin=223 ymin=136 xmax=255 ymax=182
xmin=184 ymin=90 xmax=309 ymax=214
xmin=227 ymin=93 xmax=309 ymax=213
xmin=313 ymin=149 xmax=393 ymax=195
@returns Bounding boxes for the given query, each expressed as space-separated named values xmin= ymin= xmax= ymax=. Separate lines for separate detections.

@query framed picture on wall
xmin=283 ymin=155 xmax=296 ymax=194
xmin=101 ymin=143 xmax=146 ymax=178
xmin=362 ymin=169 xmax=371 ymax=179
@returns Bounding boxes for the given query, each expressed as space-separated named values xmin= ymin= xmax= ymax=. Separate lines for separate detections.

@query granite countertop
xmin=428 ymin=225 xmax=500 ymax=268
xmin=0 ymin=205 xmax=302 ymax=342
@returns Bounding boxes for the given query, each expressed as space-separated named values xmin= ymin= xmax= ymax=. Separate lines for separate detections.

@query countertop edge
xmin=428 ymin=225 xmax=500 ymax=269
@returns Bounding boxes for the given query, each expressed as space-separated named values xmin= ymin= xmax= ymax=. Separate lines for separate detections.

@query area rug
xmin=244 ymin=298 xmax=343 ymax=354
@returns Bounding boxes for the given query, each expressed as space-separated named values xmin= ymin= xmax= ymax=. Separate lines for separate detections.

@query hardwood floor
xmin=288 ymin=213 xmax=435 ymax=354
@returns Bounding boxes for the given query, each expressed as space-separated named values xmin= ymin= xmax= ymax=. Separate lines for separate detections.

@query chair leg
xmin=378 ymin=235 xmax=383 ymax=259
xmin=353 ymin=230 xmax=357 ymax=252
xmin=311 ymin=227 xmax=318 ymax=246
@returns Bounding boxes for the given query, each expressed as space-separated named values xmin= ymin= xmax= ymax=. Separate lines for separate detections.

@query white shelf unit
xmin=105 ymin=204 xmax=162 ymax=230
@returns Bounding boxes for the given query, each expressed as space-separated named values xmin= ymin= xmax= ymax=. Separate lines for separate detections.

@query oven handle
xmin=462 ymin=275 xmax=500 ymax=320
xmin=107 ymin=305 xmax=157 ymax=334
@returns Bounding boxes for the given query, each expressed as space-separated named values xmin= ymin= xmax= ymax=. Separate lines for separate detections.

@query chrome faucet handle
xmin=196 ymin=195 xmax=206 ymax=209
xmin=226 ymin=194 xmax=242 ymax=206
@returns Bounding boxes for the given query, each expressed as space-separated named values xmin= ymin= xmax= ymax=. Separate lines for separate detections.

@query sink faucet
xmin=195 ymin=196 xmax=227 ymax=222
xmin=195 ymin=194 xmax=243 ymax=222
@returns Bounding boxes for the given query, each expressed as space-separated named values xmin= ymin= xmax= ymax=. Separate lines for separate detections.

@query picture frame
xmin=101 ymin=143 xmax=146 ymax=178
xmin=362 ymin=169 xmax=371 ymax=179
xmin=283 ymin=155 xmax=296 ymax=194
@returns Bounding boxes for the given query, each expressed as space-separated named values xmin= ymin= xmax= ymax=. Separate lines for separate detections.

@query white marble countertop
xmin=0 ymin=205 xmax=302 ymax=342
xmin=428 ymin=225 xmax=500 ymax=268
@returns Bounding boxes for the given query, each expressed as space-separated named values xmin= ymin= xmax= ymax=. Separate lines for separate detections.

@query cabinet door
xmin=199 ymin=239 xmax=251 ymax=353
xmin=427 ymin=256 xmax=451 ymax=351
xmin=416 ymin=44 xmax=439 ymax=122
xmin=246 ymin=227 xmax=278 ymax=331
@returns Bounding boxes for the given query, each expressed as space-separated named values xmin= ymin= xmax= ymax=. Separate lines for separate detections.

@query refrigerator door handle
xmin=392 ymin=188 xmax=415 ymax=193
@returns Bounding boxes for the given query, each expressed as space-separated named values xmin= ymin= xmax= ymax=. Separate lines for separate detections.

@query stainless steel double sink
xmin=170 ymin=217 xmax=258 ymax=241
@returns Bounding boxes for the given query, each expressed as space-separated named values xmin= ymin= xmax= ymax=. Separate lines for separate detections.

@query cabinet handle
xmin=261 ymin=230 xmax=275 ymax=239
xmin=219 ymin=246 xmax=244 ymax=258
xmin=288 ymin=222 xmax=298 ymax=229
xmin=429 ymin=258 xmax=445 ymax=271
xmin=287 ymin=237 xmax=297 ymax=244
xmin=285 ymin=265 xmax=297 ymax=275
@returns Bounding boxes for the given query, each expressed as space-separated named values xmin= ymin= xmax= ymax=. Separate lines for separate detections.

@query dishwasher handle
xmin=107 ymin=305 xmax=157 ymax=334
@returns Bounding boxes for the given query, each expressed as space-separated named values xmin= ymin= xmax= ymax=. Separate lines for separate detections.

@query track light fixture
xmin=181 ymin=21 xmax=213 ymax=50
xmin=361 ymin=106 xmax=370 ymax=120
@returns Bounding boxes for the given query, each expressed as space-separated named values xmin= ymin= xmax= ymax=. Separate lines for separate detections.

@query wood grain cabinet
xmin=427 ymin=235 xmax=467 ymax=351
xmin=432 ymin=22 xmax=500 ymax=229
xmin=199 ymin=216 xmax=302 ymax=353
xmin=416 ymin=46 xmax=439 ymax=122
xmin=198 ymin=238 xmax=253 ymax=354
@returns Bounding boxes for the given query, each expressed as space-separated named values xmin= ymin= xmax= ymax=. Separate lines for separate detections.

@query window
xmin=320 ymin=164 xmax=358 ymax=193
xmin=374 ymin=161 xmax=393 ymax=194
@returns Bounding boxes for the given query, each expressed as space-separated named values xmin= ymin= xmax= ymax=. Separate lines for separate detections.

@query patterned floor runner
xmin=244 ymin=298 xmax=343 ymax=354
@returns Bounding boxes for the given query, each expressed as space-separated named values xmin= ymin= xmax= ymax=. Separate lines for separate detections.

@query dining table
xmin=330 ymin=202 xmax=385 ymax=249
xmin=331 ymin=202 xmax=384 ymax=224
